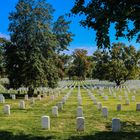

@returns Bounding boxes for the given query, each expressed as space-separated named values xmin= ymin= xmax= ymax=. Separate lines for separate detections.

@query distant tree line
xmin=66 ymin=43 xmax=140 ymax=86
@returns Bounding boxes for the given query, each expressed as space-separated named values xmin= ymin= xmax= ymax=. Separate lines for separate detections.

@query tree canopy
xmin=4 ymin=0 xmax=73 ymax=89
xmin=68 ymin=49 xmax=91 ymax=80
xmin=93 ymin=42 xmax=140 ymax=86
xmin=53 ymin=16 xmax=73 ymax=53
xmin=71 ymin=0 xmax=140 ymax=49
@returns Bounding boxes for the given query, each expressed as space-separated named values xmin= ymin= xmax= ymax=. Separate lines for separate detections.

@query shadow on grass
xmin=0 ymin=131 xmax=54 ymax=140
xmin=1 ymin=121 xmax=140 ymax=140
xmin=68 ymin=131 xmax=140 ymax=140
xmin=69 ymin=121 xmax=140 ymax=140
xmin=1 ymin=130 xmax=140 ymax=140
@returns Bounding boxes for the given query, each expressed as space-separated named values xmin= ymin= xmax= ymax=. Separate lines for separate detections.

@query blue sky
xmin=0 ymin=0 xmax=139 ymax=55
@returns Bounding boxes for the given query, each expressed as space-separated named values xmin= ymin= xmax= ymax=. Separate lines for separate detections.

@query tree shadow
xmin=0 ymin=131 xmax=54 ymax=140
xmin=1 ymin=121 xmax=140 ymax=140
xmin=68 ymin=121 xmax=140 ymax=140
xmin=68 ymin=131 xmax=140 ymax=140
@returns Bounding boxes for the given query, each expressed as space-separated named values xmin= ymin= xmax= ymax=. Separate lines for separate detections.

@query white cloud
xmin=63 ymin=45 xmax=97 ymax=56
xmin=0 ymin=33 xmax=10 ymax=40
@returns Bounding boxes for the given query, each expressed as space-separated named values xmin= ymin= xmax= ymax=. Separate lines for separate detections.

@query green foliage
xmin=71 ymin=0 xmax=140 ymax=49
xmin=52 ymin=15 xmax=73 ymax=80
xmin=4 ymin=0 xmax=73 ymax=89
xmin=68 ymin=49 xmax=90 ymax=80
xmin=53 ymin=15 xmax=73 ymax=53
xmin=92 ymin=49 xmax=110 ymax=80
xmin=0 ymin=78 xmax=9 ymax=85
xmin=93 ymin=43 xmax=140 ymax=85
xmin=86 ymin=56 xmax=95 ymax=78
xmin=45 ymin=59 xmax=59 ymax=88
xmin=56 ymin=54 xmax=71 ymax=80
xmin=0 ymin=38 xmax=9 ymax=77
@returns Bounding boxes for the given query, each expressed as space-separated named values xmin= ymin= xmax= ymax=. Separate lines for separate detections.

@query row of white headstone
xmin=0 ymin=87 xmax=62 ymax=104
xmin=89 ymin=89 xmax=108 ymax=117
xmin=78 ymin=85 xmax=82 ymax=106
xmin=41 ymin=115 xmax=121 ymax=132
xmin=3 ymin=101 xmax=25 ymax=115
xmin=86 ymin=85 xmax=140 ymax=115
xmin=1 ymin=83 xmax=75 ymax=117
xmin=76 ymin=85 xmax=85 ymax=131
xmin=88 ymin=83 xmax=139 ymax=106
xmin=52 ymin=87 xmax=74 ymax=117
xmin=42 ymin=86 xmax=74 ymax=128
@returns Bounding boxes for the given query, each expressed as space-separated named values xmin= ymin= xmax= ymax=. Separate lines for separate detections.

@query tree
xmin=6 ymin=0 xmax=59 ymax=89
xmin=92 ymin=50 xmax=110 ymax=80
xmin=0 ymin=38 xmax=10 ymax=77
xmin=69 ymin=49 xmax=90 ymax=80
xmin=53 ymin=16 xmax=73 ymax=53
xmin=53 ymin=16 xmax=73 ymax=80
xmin=56 ymin=54 xmax=71 ymax=80
xmin=71 ymin=0 xmax=140 ymax=49
xmin=86 ymin=56 xmax=95 ymax=79
xmin=93 ymin=43 xmax=140 ymax=86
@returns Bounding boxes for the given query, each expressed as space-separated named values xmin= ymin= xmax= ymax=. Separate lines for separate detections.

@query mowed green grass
xmin=0 ymin=82 xmax=140 ymax=140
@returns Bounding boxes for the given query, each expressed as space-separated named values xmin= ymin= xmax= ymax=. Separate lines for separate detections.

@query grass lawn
xmin=0 ymin=81 xmax=140 ymax=140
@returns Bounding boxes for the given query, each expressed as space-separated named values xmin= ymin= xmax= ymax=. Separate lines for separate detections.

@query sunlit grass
xmin=0 ymin=81 xmax=140 ymax=139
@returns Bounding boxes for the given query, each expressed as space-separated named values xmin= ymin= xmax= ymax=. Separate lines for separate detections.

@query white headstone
xmin=37 ymin=95 xmax=41 ymax=100
xmin=52 ymin=106 xmax=58 ymax=116
xmin=50 ymin=95 xmax=55 ymax=101
xmin=76 ymin=117 xmax=85 ymax=131
xmin=124 ymin=91 xmax=128 ymax=98
xmin=97 ymin=102 xmax=102 ymax=110
xmin=113 ymin=93 xmax=116 ymax=98
xmin=118 ymin=95 xmax=122 ymax=101
xmin=24 ymin=95 xmax=28 ymax=100
xmin=19 ymin=100 xmax=25 ymax=109
xmin=112 ymin=118 xmax=121 ymax=132
xmin=30 ymin=97 xmax=35 ymax=104
xmin=93 ymin=98 xmax=97 ymax=105
xmin=117 ymin=104 xmax=121 ymax=111
xmin=41 ymin=116 xmax=50 ymax=129
xmin=136 ymin=103 xmax=140 ymax=111
xmin=102 ymin=106 xmax=108 ymax=117
xmin=125 ymin=99 xmax=130 ymax=105
xmin=109 ymin=90 xmax=112 ymax=96
xmin=132 ymin=96 xmax=135 ymax=102
xmin=4 ymin=105 xmax=10 ymax=115
xmin=12 ymin=94 xmax=16 ymax=100
xmin=0 ymin=95 xmax=5 ymax=103
xmin=62 ymin=96 xmax=66 ymax=104
xmin=57 ymin=102 xmax=63 ymax=110
xmin=43 ymin=93 xmax=47 ymax=98
xmin=78 ymin=98 xmax=82 ymax=106
xmin=77 ymin=106 xmax=83 ymax=117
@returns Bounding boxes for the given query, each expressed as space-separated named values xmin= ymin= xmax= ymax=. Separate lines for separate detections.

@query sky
xmin=0 ymin=0 xmax=139 ymax=55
